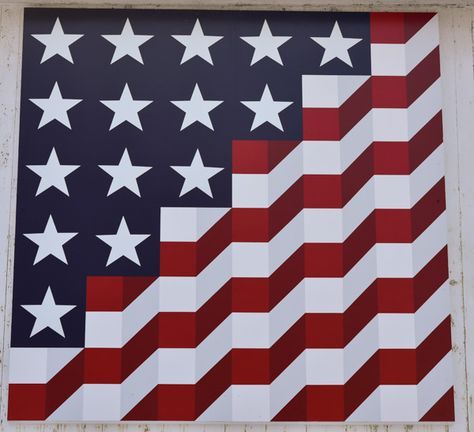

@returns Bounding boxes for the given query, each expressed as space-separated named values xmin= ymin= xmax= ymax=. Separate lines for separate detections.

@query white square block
xmin=232 ymin=385 xmax=270 ymax=421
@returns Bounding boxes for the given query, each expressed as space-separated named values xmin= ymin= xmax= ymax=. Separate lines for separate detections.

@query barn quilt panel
xmin=8 ymin=9 xmax=454 ymax=422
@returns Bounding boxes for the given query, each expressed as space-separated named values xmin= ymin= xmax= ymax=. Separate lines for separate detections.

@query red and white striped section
xmin=8 ymin=12 xmax=452 ymax=422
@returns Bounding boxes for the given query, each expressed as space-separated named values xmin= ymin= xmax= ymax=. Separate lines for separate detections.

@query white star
xmin=31 ymin=17 xmax=83 ymax=64
xmin=23 ymin=215 xmax=78 ymax=265
xmin=26 ymin=148 xmax=79 ymax=196
xmin=172 ymin=18 xmax=223 ymax=65
xmin=311 ymin=21 xmax=362 ymax=67
xmin=241 ymin=84 xmax=293 ymax=131
xmin=99 ymin=148 xmax=151 ymax=197
xmin=102 ymin=18 xmax=153 ymax=64
xmin=97 ymin=217 xmax=150 ymax=266
xmin=171 ymin=149 xmax=223 ymax=198
xmin=241 ymin=20 xmax=291 ymax=66
xmin=29 ymin=82 xmax=82 ymax=129
xmin=22 ymin=287 xmax=76 ymax=338
xmin=100 ymin=83 xmax=153 ymax=131
xmin=171 ymin=84 xmax=223 ymax=131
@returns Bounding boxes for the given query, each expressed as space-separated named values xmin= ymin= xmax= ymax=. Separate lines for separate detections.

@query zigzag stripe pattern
xmin=8 ymin=12 xmax=453 ymax=422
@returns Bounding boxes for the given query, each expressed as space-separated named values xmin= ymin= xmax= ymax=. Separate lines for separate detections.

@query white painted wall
xmin=0 ymin=1 xmax=473 ymax=431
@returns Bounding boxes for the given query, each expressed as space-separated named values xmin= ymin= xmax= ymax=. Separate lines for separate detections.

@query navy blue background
xmin=12 ymin=8 xmax=371 ymax=347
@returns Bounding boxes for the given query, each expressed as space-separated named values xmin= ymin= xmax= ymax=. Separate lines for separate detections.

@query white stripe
xmin=232 ymin=385 xmax=270 ymax=421
xmin=230 ymin=212 xmax=445 ymax=280
xmin=47 ymin=386 xmax=84 ymax=421
xmin=122 ymin=278 xmax=159 ymax=344
xmin=197 ymin=387 xmax=232 ymax=421
xmin=303 ymin=113 xmax=373 ymax=175
xmin=9 ymin=347 xmax=82 ymax=384
xmin=85 ymin=279 xmax=160 ymax=348
xmin=380 ymin=385 xmax=419 ymax=421
xmin=233 ymin=115 xmax=373 ymax=209
xmin=371 ymin=44 xmax=408 ymax=76
xmin=195 ymin=314 xmax=232 ymax=381
xmin=160 ymin=207 xmax=229 ymax=241
xmin=232 ymin=281 xmax=304 ymax=348
xmin=417 ymin=352 xmax=453 ymax=418
xmin=347 ymin=387 xmax=381 ymax=422
xmin=84 ymin=212 xmax=445 ymax=355
xmin=232 ymin=172 xmax=269 ymax=208
xmin=344 ymin=317 xmax=379 ymax=380
xmin=159 ymin=245 xmax=232 ymax=312
xmin=405 ymin=15 xmax=439 ymax=73
xmin=83 ymin=384 xmax=122 ymax=421
xmin=270 ymin=351 xmax=306 ymax=418
xmin=350 ymin=354 xmax=453 ymax=422
xmin=374 ymin=144 xmax=444 ymax=209
xmin=302 ymin=75 xmax=369 ymax=108
xmin=378 ymin=314 xmax=416 ymax=348
xmin=55 ymin=292 xmax=450 ymax=421
xmin=379 ymin=282 xmax=449 ymax=349
xmin=415 ymin=281 xmax=450 ymax=344
xmin=233 ymin=130 xmax=442 ymax=213
xmin=85 ymin=312 xmax=122 ymax=348
xmin=196 ymin=245 xmax=232 ymax=307
xmin=203 ymin=342 xmax=451 ymax=422
xmin=371 ymin=15 xmax=439 ymax=76
xmin=232 ymin=143 xmax=302 ymax=208
xmin=232 ymin=313 xmax=269 ymax=348
xmin=407 ymin=78 xmax=441 ymax=137
xmin=376 ymin=212 xmax=446 ymax=278
xmin=120 ymin=350 xmax=158 ymax=418
xmin=304 ymin=179 xmax=374 ymax=243
xmin=409 ymin=144 xmax=444 ymax=206
xmin=305 ymin=248 xmax=377 ymax=314
xmin=372 ymin=79 xmax=441 ymax=141
xmin=268 ymin=142 xmax=302 ymax=205
xmin=412 ymin=211 xmax=447 ymax=274
xmin=343 ymin=247 xmax=378 ymax=309
xmin=270 ymin=279 xmax=305 ymax=344
xmin=159 ymin=348 xmax=196 ymax=383
xmin=306 ymin=349 xmax=344 ymax=384
xmin=305 ymin=277 xmax=343 ymax=313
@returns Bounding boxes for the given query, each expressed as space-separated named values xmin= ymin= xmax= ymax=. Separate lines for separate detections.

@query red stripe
xmin=162 ymin=196 xmax=444 ymax=282
xmin=305 ymin=212 xmax=375 ymax=277
xmin=123 ymin=319 xmax=450 ymax=420
xmin=376 ymin=179 xmax=445 ymax=243
xmin=302 ymin=79 xmax=371 ymax=140
xmin=45 ymin=351 xmax=84 ymax=417
xmin=274 ymin=340 xmax=450 ymax=421
xmin=420 ymin=387 xmax=454 ymax=421
xmin=232 ymin=140 xmax=300 ymax=174
xmin=8 ymin=385 xmax=46 ymax=420
xmin=372 ymin=47 xmax=440 ymax=108
xmin=416 ymin=317 xmax=452 ymax=381
xmin=82 ymin=280 xmax=448 ymax=384
xmin=86 ymin=276 xmax=157 ymax=311
xmin=373 ymin=112 xmax=443 ymax=175
xmin=9 ymin=310 xmax=450 ymax=420
xmin=233 ymin=113 xmax=442 ymax=179
xmin=231 ymin=176 xmax=303 ymax=242
xmin=123 ymin=353 xmax=232 ymax=420
xmin=186 ymin=170 xmax=446 ymax=276
xmin=8 ymin=351 xmax=84 ymax=420
xmin=160 ymin=210 xmax=231 ymax=276
xmin=370 ymin=12 xmax=435 ymax=43
xmin=304 ymin=145 xmax=374 ymax=208
xmin=343 ymin=352 xmax=380 ymax=418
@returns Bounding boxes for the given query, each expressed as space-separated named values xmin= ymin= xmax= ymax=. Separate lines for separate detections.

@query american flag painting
xmin=8 ymin=9 xmax=453 ymax=422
